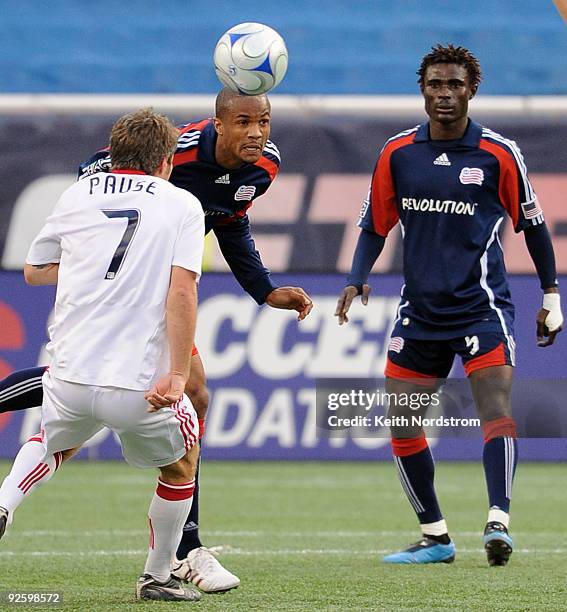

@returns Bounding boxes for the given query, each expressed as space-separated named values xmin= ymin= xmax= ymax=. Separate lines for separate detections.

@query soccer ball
xmin=213 ymin=22 xmax=288 ymax=95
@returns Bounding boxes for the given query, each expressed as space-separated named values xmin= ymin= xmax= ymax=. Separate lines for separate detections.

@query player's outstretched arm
xmin=335 ymin=229 xmax=385 ymax=325
xmin=215 ymin=216 xmax=313 ymax=319
xmin=213 ymin=215 xmax=279 ymax=304
xmin=265 ymin=287 xmax=313 ymax=320
xmin=524 ymin=223 xmax=563 ymax=346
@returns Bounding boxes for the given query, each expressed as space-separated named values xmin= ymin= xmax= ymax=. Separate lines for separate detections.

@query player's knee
xmin=385 ymin=377 xmax=436 ymax=439
xmin=471 ymin=372 xmax=513 ymax=422
xmin=161 ymin=444 xmax=199 ymax=483
xmin=478 ymin=404 xmax=513 ymax=423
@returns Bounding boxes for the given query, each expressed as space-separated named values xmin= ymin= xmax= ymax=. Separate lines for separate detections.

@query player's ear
xmin=213 ymin=117 xmax=223 ymax=136
xmin=157 ymin=155 xmax=173 ymax=180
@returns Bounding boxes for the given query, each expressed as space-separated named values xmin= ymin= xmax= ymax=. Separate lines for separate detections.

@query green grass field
xmin=0 ymin=460 xmax=565 ymax=611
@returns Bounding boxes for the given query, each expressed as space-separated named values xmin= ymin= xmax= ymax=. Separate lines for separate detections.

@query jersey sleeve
xmin=172 ymin=120 xmax=209 ymax=167
xmin=213 ymin=214 xmax=278 ymax=304
xmin=26 ymin=212 xmax=62 ymax=265
xmin=172 ymin=196 xmax=205 ymax=279
xmin=509 ymin=152 xmax=544 ymax=232
xmin=479 ymin=137 xmax=544 ymax=232
xmin=254 ymin=139 xmax=281 ymax=188
xmin=357 ymin=148 xmax=399 ymax=237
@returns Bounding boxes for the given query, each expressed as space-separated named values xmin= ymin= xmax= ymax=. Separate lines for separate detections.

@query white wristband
xmin=542 ymin=293 xmax=563 ymax=332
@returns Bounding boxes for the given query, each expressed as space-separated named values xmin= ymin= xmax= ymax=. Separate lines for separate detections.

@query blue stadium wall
xmin=2 ymin=0 xmax=567 ymax=94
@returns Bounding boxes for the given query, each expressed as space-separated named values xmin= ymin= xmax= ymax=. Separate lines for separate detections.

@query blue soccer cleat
xmin=484 ymin=522 xmax=513 ymax=566
xmin=383 ymin=537 xmax=456 ymax=564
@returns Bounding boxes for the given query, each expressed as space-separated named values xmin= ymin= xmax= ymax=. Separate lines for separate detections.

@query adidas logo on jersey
xmin=215 ymin=174 xmax=230 ymax=184
xmin=433 ymin=153 xmax=451 ymax=166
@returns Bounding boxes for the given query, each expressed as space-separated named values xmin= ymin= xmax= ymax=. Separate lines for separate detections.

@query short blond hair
xmin=110 ymin=108 xmax=179 ymax=175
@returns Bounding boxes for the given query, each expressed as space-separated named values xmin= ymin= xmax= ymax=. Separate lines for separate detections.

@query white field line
xmin=10 ymin=529 xmax=560 ymax=538
xmin=0 ymin=548 xmax=566 ymax=557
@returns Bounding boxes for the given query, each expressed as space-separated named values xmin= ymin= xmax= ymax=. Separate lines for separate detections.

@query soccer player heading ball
xmin=336 ymin=44 xmax=563 ymax=566
xmin=0 ymin=88 xmax=313 ymax=595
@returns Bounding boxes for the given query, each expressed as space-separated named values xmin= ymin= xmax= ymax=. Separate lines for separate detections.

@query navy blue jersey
xmin=359 ymin=120 xmax=544 ymax=339
xmin=79 ymin=119 xmax=281 ymax=304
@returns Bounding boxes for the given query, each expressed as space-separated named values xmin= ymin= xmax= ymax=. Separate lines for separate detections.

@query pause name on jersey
xmin=88 ymin=175 xmax=158 ymax=196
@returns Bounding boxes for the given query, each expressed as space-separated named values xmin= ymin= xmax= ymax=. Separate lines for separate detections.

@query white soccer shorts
xmin=40 ymin=370 xmax=198 ymax=468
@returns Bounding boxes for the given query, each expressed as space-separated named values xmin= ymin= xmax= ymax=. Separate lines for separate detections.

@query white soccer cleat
xmin=171 ymin=546 xmax=240 ymax=593
xmin=136 ymin=574 xmax=202 ymax=602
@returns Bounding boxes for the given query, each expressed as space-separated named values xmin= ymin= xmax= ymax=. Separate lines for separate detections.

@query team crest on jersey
xmin=388 ymin=337 xmax=405 ymax=353
xmin=459 ymin=167 xmax=484 ymax=186
xmin=234 ymin=185 xmax=257 ymax=201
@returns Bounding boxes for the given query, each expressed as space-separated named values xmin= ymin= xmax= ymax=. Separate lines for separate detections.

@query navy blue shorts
xmin=385 ymin=332 xmax=515 ymax=379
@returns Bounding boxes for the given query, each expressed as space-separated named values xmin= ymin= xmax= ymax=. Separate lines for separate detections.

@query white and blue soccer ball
xmin=213 ymin=22 xmax=288 ymax=95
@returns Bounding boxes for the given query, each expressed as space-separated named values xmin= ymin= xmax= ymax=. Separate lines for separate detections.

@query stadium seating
xmin=1 ymin=0 xmax=566 ymax=94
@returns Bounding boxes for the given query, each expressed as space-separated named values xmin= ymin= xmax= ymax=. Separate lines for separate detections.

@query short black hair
xmin=214 ymin=87 xmax=269 ymax=118
xmin=417 ymin=44 xmax=482 ymax=93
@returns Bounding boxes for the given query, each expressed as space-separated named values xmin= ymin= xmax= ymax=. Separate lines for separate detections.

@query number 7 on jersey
xmin=101 ymin=209 xmax=141 ymax=279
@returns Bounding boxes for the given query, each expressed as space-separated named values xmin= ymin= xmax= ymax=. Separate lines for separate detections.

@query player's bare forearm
xmin=553 ymin=0 xmax=567 ymax=22
xmin=166 ymin=270 xmax=198 ymax=378
xmin=146 ymin=272 xmax=198 ymax=411
xmin=23 ymin=263 xmax=59 ymax=285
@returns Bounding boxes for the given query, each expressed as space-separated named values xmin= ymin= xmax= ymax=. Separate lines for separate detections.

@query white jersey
xmin=26 ymin=171 xmax=205 ymax=390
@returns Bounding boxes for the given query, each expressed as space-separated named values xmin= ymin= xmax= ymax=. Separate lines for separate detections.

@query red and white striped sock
xmin=143 ymin=478 xmax=195 ymax=582
xmin=0 ymin=436 xmax=62 ymax=523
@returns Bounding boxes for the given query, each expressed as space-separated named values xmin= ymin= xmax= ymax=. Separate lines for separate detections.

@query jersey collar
xmin=111 ymin=169 xmax=147 ymax=175
xmin=414 ymin=119 xmax=483 ymax=148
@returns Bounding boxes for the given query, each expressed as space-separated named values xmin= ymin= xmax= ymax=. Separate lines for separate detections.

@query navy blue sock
xmin=0 ymin=367 xmax=46 ymax=414
xmin=176 ymin=452 xmax=202 ymax=559
xmin=483 ymin=437 xmax=518 ymax=512
xmin=393 ymin=445 xmax=444 ymax=528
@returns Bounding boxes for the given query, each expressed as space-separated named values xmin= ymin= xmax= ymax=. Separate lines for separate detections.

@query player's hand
xmin=335 ymin=284 xmax=370 ymax=325
xmin=536 ymin=292 xmax=563 ymax=347
xmin=265 ymin=287 xmax=313 ymax=321
xmin=145 ymin=372 xmax=187 ymax=412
